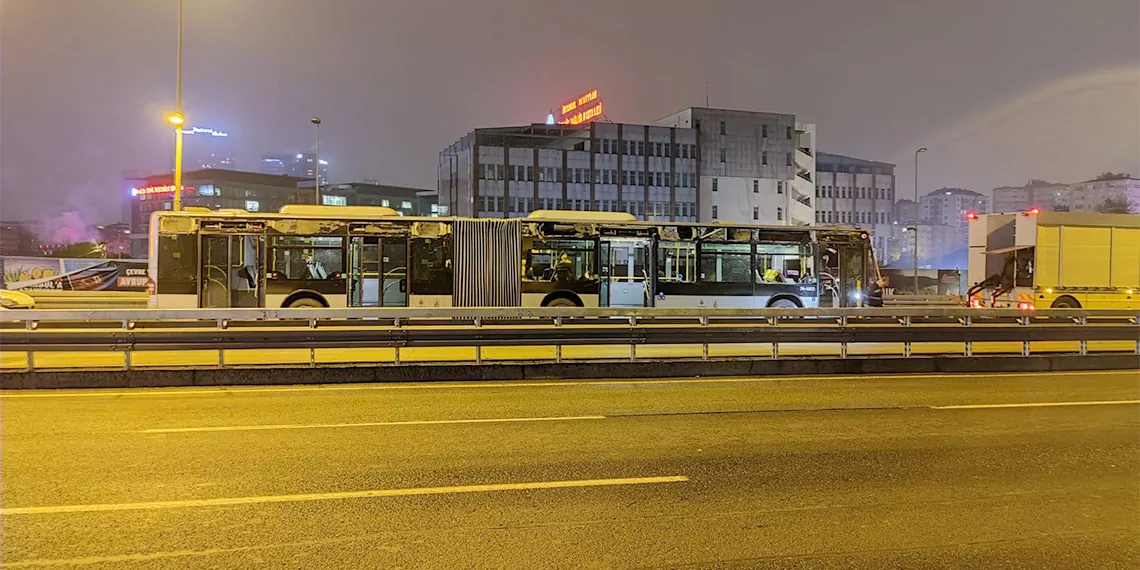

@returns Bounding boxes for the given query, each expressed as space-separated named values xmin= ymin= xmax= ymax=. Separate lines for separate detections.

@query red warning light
xmin=1028 ymin=207 xmax=1040 ymax=215
xmin=965 ymin=211 xmax=978 ymax=220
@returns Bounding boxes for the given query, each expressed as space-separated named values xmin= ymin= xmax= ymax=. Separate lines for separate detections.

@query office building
xmin=314 ymin=182 xmax=441 ymax=217
xmin=654 ymin=107 xmax=815 ymax=225
xmin=1065 ymin=174 xmax=1139 ymax=213
xmin=127 ymin=169 xmax=308 ymax=256
xmin=991 ymin=180 xmax=1068 ymax=213
xmin=439 ymin=105 xmax=815 ymax=225
xmin=920 ymin=188 xmax=989 ymax=227
xmin=439 ymin=122 xmax=699 ymax=221
xmin=260 ymin=153 xmax=329 ymax=185
xmin=181 ymin=126 xmax=237 ymax=171
xmin=0 ymin=220 xmax=42 ymax=257
xmin=814 ymin=152 xmax=896 ymax=259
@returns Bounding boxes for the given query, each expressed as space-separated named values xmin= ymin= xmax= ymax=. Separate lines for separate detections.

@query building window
xmin=638 ymin=171 xmax=646 ymax=186
xmin=719 ymin=121 xmax=726 ymax=135
xmin=602 ymin=170 xmax=610 ymax=185
xmin=245 ymin=200 xmax=260 ymax=212
xmin=761 ymin=151 xmax=768 ymax=165
xmin=752 ymin=207 xmax=759 ymax=220
xmin=526 ymin=166 xmax=533 ymax=182
xmin=719 ymin=148 xmax=726 ymax=162
xmin=777 ymin=181 xmax=784 ymax=194
xmin=637 ymin=141 xmax=645 ymax=156
xmin=777 ymin=207 xmax=784 ymax=221
xmin=712 ymin=205 xmax=719 ymax=219
xmin=785 ymin=153 xmax=792 ymax=166
xmin=712 ymin=178 xmax=718 ymax=191
xmin=786 ymin=126 xmax=793 ymax=139
xmin=655 ymin=172 xmax=662 ymax=186
xmin=753 ymin=180 xmax=759 ymax=193
xmin=663 ymin=143 xmax=671 ymax=158
xmin=681 ymin=144 xmax=689 ymax=159
xmin=762 ymin=125 xmax=768 ymax=138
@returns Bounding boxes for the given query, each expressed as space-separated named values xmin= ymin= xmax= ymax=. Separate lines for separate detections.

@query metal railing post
xmin=26 ymin=351 xmax=35 ymax=372
xmin=963 ymin=315 xmax=972 ymax=357
xmin=1020 ymin=315 xmax=1031 ymax=356
xmin=393 ymin=317 xmax=401 ymax=365
xmin=124 ymin=350 xmax=132 ymax=371
xmin=554 ymin=316 xmax=563 ymax=363
xmin=903 ymin=316 xmax=912 ymax=358
xmin=839 ymin=315 xmax=848 ymax=359
xmin=629 ymin=316 xmax=637 ymax=361
xmin=1078 ymin=315 xmax=1088 ymax=356
xmin=701 ymin=316 xmax=709 ymax=360
xmin=474 ymin=317 xmax=482 ymax=365
xmin=769 ymin=316 xmax=779 ymax=359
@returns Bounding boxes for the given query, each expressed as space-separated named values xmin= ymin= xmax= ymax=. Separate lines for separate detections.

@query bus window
xmin=410 ymin=236 xmax=452 ymax=295
xmin=156 ymin=234 xmax=197 ymax=293
xmin=270 ymin=236 xmax=344 ymax=280
xmin=756 ymin=243 xmax=807 ymax=283
xmin=699 ymin=243 xmax=751 ymax=283
xmin=658 ymin=242 xmax=696 ymax=283
xmin=528 ymin=239 xmax=595 ymax=282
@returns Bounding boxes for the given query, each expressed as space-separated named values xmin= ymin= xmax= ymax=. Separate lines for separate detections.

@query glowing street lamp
xmin=168 ymin=112 xmax=186 ymax=211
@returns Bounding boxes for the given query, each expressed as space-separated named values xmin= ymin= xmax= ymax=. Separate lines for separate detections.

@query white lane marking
xmin=1 ymin=370 xmax=1128 ymax=398
xmin=138 ymin=415 xmax=606 ymax=433
xmin=933 ymin=399 xmax=1140 ymax=410
xmin=0 ymin=475 xmax=689 ymax=516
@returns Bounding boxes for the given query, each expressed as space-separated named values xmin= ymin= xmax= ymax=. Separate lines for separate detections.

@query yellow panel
xmin=1061 ymin=227 xmax=1111 ymax=287
xmin=1111 ymin=228 xmax=1140 ymax=288
xmin=1035 ymin=226 xmax=1059 ymax=288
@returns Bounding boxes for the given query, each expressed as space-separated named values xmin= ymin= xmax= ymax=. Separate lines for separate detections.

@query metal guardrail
xmin=1 ymin=307 xmax=1136 ymax=372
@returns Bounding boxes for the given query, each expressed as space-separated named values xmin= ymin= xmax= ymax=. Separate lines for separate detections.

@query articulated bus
xmin=147 ymin=206 xmax=876 ymax=310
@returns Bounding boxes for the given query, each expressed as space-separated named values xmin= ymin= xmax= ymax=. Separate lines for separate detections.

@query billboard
xmin=2 ymin=257 xmax=149 ymax=292
xmin=557 ymin=89 xmax=604 ymax=125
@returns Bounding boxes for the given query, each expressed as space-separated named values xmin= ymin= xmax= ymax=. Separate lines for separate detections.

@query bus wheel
xmin=767 ymin=297 xmax=801 ymax=308
xmin=285 ymin=296 xmax=326 ymax=308
xmin=1050 ymin=296 xmax=1080 ymax=309
xmin=543 ymin=295 xmax=581 ymax=308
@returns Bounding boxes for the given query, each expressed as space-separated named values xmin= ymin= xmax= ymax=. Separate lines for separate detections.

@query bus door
xmin=600 ymin=238 xmax=651 ymax=307
xmin=348 ymin=236 xmax=407 ymax=307
xmin=200 ymin=233 xmax=265 ymax=308
xmin=819 ymin=240 xmax=869 ymax=307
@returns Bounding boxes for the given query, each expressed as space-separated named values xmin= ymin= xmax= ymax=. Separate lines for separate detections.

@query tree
xmin=1096 ymin=196 xmax=1134 ymax=214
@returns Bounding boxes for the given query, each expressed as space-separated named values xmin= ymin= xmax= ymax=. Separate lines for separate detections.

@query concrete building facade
xmin=438 ymin=107 xmax=815 ymax=225
xmin=1065 ymin=175 xmax=1139 ymax=213
xmin=920 ymin=188 xmax=989 ymax=227
xmin=814 ymin=152 xmax=896 ymax=260
xmin=991 ymin=180 xmax=1068 ymax=213
xmin=653 ymin=107 xmax=815 ymax=225
xmin=439 ymin=122 xmax=700 ymax=222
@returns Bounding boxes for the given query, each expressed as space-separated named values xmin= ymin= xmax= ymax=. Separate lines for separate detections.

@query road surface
xmin=2 ymin=370 xmax=1138 ymax=568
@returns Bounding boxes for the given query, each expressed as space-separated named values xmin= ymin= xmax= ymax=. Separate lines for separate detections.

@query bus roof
xmin=152 ymin=207 xmax=868 ymax=236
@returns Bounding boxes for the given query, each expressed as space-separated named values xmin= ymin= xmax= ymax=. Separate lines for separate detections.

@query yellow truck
xmin=967 ymin=211 xmax=1139 ymax=309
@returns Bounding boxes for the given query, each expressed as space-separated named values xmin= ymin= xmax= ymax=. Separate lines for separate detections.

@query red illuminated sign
xmin=557 ymin=89 xmax=603 ymax=125
xmin=131 ymin=185 xmax=195 ymax=197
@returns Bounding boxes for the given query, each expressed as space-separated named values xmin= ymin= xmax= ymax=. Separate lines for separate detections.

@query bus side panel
xmin=1061 ymin=226 xmax=1111 ymax=288
xmin=408 ymin=294 xmax=452 ymax=308
xmin=1110 ymin=227 xmax=1140 ymax=288
xmin=654 ymin=295 xmax=768 ymax=309
xmin=1034 ymin=226 xmax=1060 ymax=289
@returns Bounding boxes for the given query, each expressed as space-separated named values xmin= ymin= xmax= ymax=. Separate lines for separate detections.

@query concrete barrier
xmin=3 ymin=354 xmax=1136 ymax=390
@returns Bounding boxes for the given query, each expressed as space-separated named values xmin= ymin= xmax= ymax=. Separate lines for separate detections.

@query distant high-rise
xmin=259 ymin=153 xmax=329 ymax=184
xmin=182 ymin=126 xmax=237 ymax=171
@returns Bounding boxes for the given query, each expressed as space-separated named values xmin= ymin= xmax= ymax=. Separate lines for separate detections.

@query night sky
xmin=1 ymin=0 xmax=1138 ymax=223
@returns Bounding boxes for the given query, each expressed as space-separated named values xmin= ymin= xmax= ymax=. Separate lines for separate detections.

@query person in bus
xmin=866 ymin=277 xmax=886 ymax=307
xmin=553 ymin=253 xmax=574 ymax=282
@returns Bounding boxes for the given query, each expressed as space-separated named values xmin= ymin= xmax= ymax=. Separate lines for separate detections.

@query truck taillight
xmin=1017 ymin=301 xmax=1035 ymax=311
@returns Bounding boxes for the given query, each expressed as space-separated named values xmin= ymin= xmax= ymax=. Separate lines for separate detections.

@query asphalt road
xmin=2 ymin=370 xmax=1138 ymax=568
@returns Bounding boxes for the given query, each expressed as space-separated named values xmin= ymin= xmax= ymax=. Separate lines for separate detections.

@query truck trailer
xmin=967 ymin=211 xmax=1139 ymax=309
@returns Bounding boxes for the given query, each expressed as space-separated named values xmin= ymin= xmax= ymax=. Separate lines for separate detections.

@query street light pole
xmin=172 ymin=0 xmax=185 ymax=211
xmin=312 ymin=117 xmax=322 ymax=204
xmin=912 ymin=147 xmax=921 ymax=291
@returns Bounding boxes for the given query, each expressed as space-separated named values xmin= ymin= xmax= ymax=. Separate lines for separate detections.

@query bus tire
xmin=767 ymin=296 xmax=801 ymax=308
xmin=1050 ymin=296 xmax=1080 ymax=309
xmin=283 ymin=293 xmax=328 ymax=308
xmin=542 ymin=293 xmax=582 ymax=308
